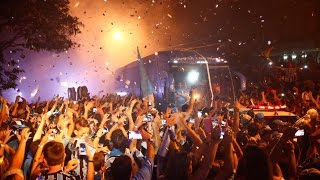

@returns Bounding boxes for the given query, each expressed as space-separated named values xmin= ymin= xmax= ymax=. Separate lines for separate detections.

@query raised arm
xmin=126 ymin=99 xmax=137 ymax=131
xmin=86 ymin=144 xmax=94 ymax=180
xmin=191 ymin=127 xmax=221 ymax=180
xmin=233 ymin=101 xmax=240 ymax=135
xmin=83 ymin=100 xmax=94 ymax=119
xmin=178 ymin=114 xmax=203 ymax=146
xmin=10 ymin=128 xmax=31 ymax=169
xmin=33 ymin=115 xmax=46 ymax=142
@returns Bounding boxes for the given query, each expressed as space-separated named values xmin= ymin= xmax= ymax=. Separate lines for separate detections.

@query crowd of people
xmin=0 ymin=79 xmax=320 ymax=180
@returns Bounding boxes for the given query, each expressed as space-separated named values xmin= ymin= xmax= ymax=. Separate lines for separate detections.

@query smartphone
xmin=143 ymin=113 xmax=152 ymax=122
xmin=295 ymin=129 xmax=304 ymax=137
xmin=212 ymin=121 xmax=219 ymax=128
xmin=102 ymin=127 xmax=109 ymax=134
xmin=220 ymin=125 xmax=225 ymax=139
xmin=220 ymin=131 xmax=225 ymax=139
xmin=197 ymin=111 xmax=202 ymax=118
xmin=16 ymin=120 xmax=23 ymax=126
xmin=128 ymin=131 xmax=142 ymax=139
xmin=203 ymin=118 xmax=213 ymax=135
xmin=148 ymin=101 xmax=152 ymax=106
xmin=161 ymin=119 xmax=166 ymax=125
xmin=93 ymin=108 xmax=97 ymax=113
xmin=188 ymin=118 xmax=195 ymax=124
xmin=79 ymin=143 xmax=87 ymax=155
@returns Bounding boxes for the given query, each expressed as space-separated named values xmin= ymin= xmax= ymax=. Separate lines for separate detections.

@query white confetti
xmin=74 ymin=2 xmax=80 ymax=8
xmin=30 ymin=85 xmax=39 ymax=97
xmin=167 ymin=14 xmax=172 ymax=18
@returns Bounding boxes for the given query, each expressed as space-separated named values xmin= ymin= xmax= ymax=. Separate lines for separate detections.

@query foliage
xmin=0 ymin=0 xmax=83 ymax=94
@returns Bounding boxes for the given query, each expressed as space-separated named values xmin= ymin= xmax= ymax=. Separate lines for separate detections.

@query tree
xmin=0 ymin=0 xmax=83 ymax=94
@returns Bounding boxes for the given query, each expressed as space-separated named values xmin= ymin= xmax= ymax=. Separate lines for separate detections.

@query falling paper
xmin=74 ymin=2 xmax=80 ymax=8
xmin=30 ymin=85 xmax=39 ymax=97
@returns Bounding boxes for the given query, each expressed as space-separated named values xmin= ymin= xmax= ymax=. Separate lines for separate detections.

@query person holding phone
xmin=31 ymin=141 xmax=78 ymax=180
xmin=109 ymin=128 xmax=155 ymax=180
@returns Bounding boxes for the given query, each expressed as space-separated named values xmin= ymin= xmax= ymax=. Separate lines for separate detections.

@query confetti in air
xmin=30 ymin=85 xmax=39 ymax=97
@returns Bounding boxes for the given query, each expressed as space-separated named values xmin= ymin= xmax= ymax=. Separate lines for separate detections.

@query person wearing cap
xmin=254 ymin=113 xmax=265 ymax=129
xmin=270 ymin=119 xmax=288 ymax=134
xmin=260 ymin=125 xmax=273 ymax=144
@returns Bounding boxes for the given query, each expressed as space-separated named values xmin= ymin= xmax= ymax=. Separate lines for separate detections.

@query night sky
xmin=2 ymin=0 xmax=320 ymax=101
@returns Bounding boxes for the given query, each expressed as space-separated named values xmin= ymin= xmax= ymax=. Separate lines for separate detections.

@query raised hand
xmin=223 ymin=128 xmax=233 ymax=143
xmin=18 ymin=128 xmax=32 ymax=142
xmin=84 ymin=101 xmax=95 ymax=111
xmin=2 ymin=129 xmax=13 ymax=144
xmin=65 ymin=159 xmax=79 ymax=172
xmin=211 ymin=125 xmax=222 ymax=143
xmin=141 ymin=128 xmax=153 ymax=141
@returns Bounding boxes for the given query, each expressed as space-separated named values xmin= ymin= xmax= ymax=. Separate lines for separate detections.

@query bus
xmin=115 ymin=50 xmax=246 ymax=110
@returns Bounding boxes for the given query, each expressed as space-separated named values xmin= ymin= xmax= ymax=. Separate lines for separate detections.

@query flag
xmin=137 ymin=47 xmax=154 ymax=100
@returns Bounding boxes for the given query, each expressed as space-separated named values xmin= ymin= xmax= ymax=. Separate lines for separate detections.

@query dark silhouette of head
xmin=236 ymin=145 xmax=273 ymax=180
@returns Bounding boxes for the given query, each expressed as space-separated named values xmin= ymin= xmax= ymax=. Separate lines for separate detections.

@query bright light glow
xmin=268 ymin=61 xmax=273 ymax=65
xmin=304 ymin=65 xmax=308 ymax=69
xmin=113 ymin=32 xmax=122 ymax=41
xmin=256 ymin=105 xmax=287 ymax=110
xmin=292 ymin=54 xmax=297 ymax=60
xmin=196 ymin=61 xmax=207 ymax=64
xmin=173 ymin=60 xmax=178 ymax=63
xmin=187 ymin=70 xmax=200 ymax=84
xmin=60 ymin=81 xmax=68 ymax=87
xmin=281 ymin=93 xmax=285 ymax=97
xmin=116 ymin=91 xmax=127 ymax=96
xmin=283 ymin=54 xmax=288 ymax=60
xmin=193 ymin=93 xmax=200 ymax=100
